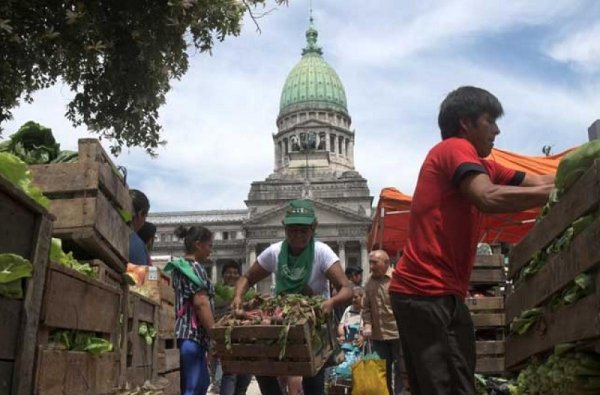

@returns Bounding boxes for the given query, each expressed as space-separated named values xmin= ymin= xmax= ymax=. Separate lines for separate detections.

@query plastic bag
xmin=351 ymin=344 xmax=387 ymax=395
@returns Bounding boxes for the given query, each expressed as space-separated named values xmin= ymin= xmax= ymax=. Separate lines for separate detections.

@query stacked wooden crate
xmin=468 ymin=253 xmax=507 ymax=375
xmin=35 ymin=262 xmax=122 ymax=394
xmin=213 ymin=319 xmax=333 ymax=377
xmin=29 ymin=138 xmax=137 ymax=391
xmin=126 ymin=291 xmax=160 ymax=388
xmin=505 ymin=160 xmax=600 ymax=371
xmin=30 ymin=138 xmax=131 ymax=272
xmin=0 ymin=175 xmax=53 ymax=395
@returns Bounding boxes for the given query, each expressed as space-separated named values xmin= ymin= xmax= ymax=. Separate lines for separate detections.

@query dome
xmin=278 ymin=21 xmax=348 ymax=118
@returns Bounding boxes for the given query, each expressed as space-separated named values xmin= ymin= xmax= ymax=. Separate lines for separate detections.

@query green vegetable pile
xmin=50 ymin=238 xmax=96 ymax=278
xmin=219 ymin=294 xmax=328 ymax=360
xmin=0 ymin=253 xmax=33 ymax=299
xmin=509 ymin=307 xmax=543 ymax=336
xmin=0 ymin=152 xmax=49 ymax=208
xmin=0 ymin=121 xmax=78 ymax=164
xmin=138 ymin=322 xmax=157 ymax=345
xmin=214 ymin=283 xmax=256 ymax=314
xmin=50 ymin=329 xmax=113 ymax=354
xmin=513 ymin=345 xmax=600 ymax=395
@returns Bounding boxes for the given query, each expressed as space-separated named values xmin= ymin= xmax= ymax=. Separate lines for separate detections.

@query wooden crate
xmin=130 ymin=267 xmax=175 ymax=306
xmin=466 ymin=296 xmax=506 ymax=375
xmin=126 ymin=291 xmax=160 ymax=387
xmin=470 ymin=254 xmax=506 ymax=285
xmin=35 ymin=262 xmax=123 ymax=395
xmin=213 ymin=319 xmax=332 ymax=377
xmin=505 ymin=160 xmax=600 ymax=370
xmin=466 ymin=296 xmax=506 ymax=328
xmin=0 ymin=175 xmax=53 ymax=395
xmin=157 ymin=336 xmax=178 ymax=373
xmin=158 ymin=369 xmax=180 ymax=395
xmin=90 ymin=258 xmax=123 ymax=290
xmin=30 ymin=139 xmax=132 ymax=272
xmin=158 ymin=302 xmax=176 ymax=339
xmin=475 ymin=341 xmax=505 ymax=374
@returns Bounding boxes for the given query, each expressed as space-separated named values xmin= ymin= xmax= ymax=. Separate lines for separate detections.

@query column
xmin=338 ymin=241 xmax=346 ymax=270
xmin=211 ymin=262 xmax=218 ymax=284
xmin=325 ymin=131 xmax=331 ymax=152
xmin=246 ymin=243 xmax=256 ymax=273
xmin=360 ymin=240 xmax=369 ymax=277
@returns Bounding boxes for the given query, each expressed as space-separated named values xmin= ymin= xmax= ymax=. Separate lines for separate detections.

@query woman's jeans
xmin=178 ymin=339 xmax=210 ymax=395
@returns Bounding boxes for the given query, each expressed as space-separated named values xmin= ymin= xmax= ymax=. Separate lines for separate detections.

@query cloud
xmin=1 ymin=0 xmax=598 ymax=211
xmin=548 ymin=23 xmax=600 ymax=72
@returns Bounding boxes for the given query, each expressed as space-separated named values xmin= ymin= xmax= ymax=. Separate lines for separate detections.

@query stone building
xmin=149 ymin=19 xmax=373 ymax=292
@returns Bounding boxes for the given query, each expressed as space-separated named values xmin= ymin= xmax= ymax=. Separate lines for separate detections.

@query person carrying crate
xmin=232 ymin=199 xmax=353 ymax=395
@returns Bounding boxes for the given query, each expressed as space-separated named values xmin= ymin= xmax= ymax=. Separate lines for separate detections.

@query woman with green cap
xmin=232 ymin=199 xmax=353 ymax=395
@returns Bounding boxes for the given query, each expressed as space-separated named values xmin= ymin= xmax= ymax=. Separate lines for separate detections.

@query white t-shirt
xmin=257 ymin=241 xmax=339 ymax=296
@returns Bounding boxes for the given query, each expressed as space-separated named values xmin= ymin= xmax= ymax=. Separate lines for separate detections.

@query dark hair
xmin=137 ymin=221 xmax=156 ymax=244
xmin=221 ymin=260 xmax=241 ymax=276
xmin=345 ymin=266 xmax=363 ymax=276
xmin=174 ymin=225 xmax=213 ymax=253
xmin=438 ymin=86 xmax=504 ymax=140
xmin=130 ymin=189 xmax=150 ymax=216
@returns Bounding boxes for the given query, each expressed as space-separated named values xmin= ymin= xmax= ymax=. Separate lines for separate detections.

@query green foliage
xmin=0 ymin=152 xmax=49 ymax=207
xmin=0 ymin=253 xmax=33 ymax=299
xmin=51 ymin=329 xmax=113 ymax=353
xmin=138 ymin=322 xmax=156 ymax=345
xmin=0 ymin=121 xmax=78 ymax=164
xmin=555 ymin=140 xmax=600 ymax=195
xmin=50 ymin=238 xmax=96 ymax=277
xmin=0 ymin=1 xmax=287 ymax=155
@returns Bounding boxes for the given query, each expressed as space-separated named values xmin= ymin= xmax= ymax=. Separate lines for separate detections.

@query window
xmin=223 ymin=231 xmax=229 ymax=240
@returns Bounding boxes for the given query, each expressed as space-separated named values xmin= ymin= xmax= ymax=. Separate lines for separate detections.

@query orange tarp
xmin=368 ymin=146 xmax=576 ymax=257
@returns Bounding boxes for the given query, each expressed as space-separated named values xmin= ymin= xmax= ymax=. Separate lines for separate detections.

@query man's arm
xmin=323 ymin=262 xmax=353 ymax=313
xmin=460 ymin=172 xmax=553 ymax=213
xmin=520 ymin=173 xmax=555 ymax=187
xmin=232 ymin=261 xmax=271 ymax=310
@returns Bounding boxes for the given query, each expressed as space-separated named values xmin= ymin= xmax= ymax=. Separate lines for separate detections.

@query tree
xmin=0 ymin=0 xmax=286 ymax=155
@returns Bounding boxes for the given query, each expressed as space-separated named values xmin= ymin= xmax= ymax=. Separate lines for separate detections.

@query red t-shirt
xmin=389 ymin=138 xmax=524 ymax=298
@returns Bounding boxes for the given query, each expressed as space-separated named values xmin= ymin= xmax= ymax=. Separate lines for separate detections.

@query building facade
xmin=149 ymin=19 xmax=373 ymax=292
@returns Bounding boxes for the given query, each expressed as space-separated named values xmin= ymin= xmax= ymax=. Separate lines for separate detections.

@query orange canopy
xmin=368 ymin=146 xmax=575 ymax=257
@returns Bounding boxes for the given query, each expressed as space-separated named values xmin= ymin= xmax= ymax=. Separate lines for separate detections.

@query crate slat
xmin=41 ymin=262 xmax=121 ymax=334
xmin=476 ymin=340 xmax=504 ymax=355
xmin=506 ymin=217 xmax=600 ymax=321
xmin=505 ymin=273 xmax=600 ymax=370
xmin=157 ymin=349 xmax=179 ymax=373
xmin=476 ymin=357 xmax=505 ymax=374
xmin=0 ymin=175 xmax=53 ymax=395
xmin=466 ymin=297 xmax=504 ymax=311
xmin=472 ymin=313 xmax=505 ymax=328
xmin=474 ymin=255 xmax=504 ymax=268
xmin=509 ymin=160 xmax=600 ymax=278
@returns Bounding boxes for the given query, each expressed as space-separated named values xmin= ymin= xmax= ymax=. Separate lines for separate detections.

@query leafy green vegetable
xmin=510 ymin=308 xmax=543 ymax=336
xmin=555 ymin=140 xmax=600 ymax=196
xmin=119 ymin=209 xmax=133 ymax=223
xmin=0 ymin=152 xmax=49 ymax=208
xmin=0 ymin=121 xmax=78 ymax=164
xmin=50 ymin=238 xmax=96 ymax=277
xmin=138 ymin=322 xmax=156 ymax=345
xmin=0 ymin=254 xmax=33 ymax=299
xmin=51 ymin=330 xmax=113 ymax=353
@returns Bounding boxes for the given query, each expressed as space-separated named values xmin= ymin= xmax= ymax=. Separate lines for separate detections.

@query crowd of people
xmin=129 ymin=86 xmax=555 ymax=395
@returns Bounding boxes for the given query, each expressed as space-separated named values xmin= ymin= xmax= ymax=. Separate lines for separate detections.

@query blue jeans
xmin=220 ymin=373 xmax=252 ymax=395
xmin=178 ymin=339 xmax=210 ymax=395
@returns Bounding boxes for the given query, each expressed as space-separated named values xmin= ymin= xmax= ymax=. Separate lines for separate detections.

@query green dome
xmin=279 ymin=21 xmax=348 ymax=117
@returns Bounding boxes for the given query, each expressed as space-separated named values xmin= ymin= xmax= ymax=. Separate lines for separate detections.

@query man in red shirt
xmin=389 ymin=86 xmax=554 ymax=395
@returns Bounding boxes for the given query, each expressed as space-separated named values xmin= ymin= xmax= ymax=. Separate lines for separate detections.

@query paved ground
xmin=207 ymin=378 xmax=261 ymax=395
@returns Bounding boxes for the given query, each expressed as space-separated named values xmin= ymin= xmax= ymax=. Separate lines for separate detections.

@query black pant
xmin=255 ymin=367 xmax=325 ymax=395
xmin=390 ymin=293 xmax=476 ymax=395
xmin=371 ymin=338 xmax=403 ymax=395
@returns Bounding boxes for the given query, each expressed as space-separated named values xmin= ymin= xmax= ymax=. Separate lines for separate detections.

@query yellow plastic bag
xmin=351 ymin=357 xmax=387 ymax=395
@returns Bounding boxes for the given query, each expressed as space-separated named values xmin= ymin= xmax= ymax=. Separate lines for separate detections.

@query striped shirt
xmin=172 ymin=258 xmax=214 ymax=349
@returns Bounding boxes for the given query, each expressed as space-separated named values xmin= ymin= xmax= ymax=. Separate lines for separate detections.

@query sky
xmin=2 ymin=0 xmax=599 ymax=212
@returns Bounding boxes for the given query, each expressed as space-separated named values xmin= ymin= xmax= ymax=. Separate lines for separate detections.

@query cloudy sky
xmin=2 ymin=0 xmax=599 ymax=212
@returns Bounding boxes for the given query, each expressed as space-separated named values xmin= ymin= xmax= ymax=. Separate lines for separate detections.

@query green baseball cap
xmin=283 ymin=199 xmax=316 ymax=225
